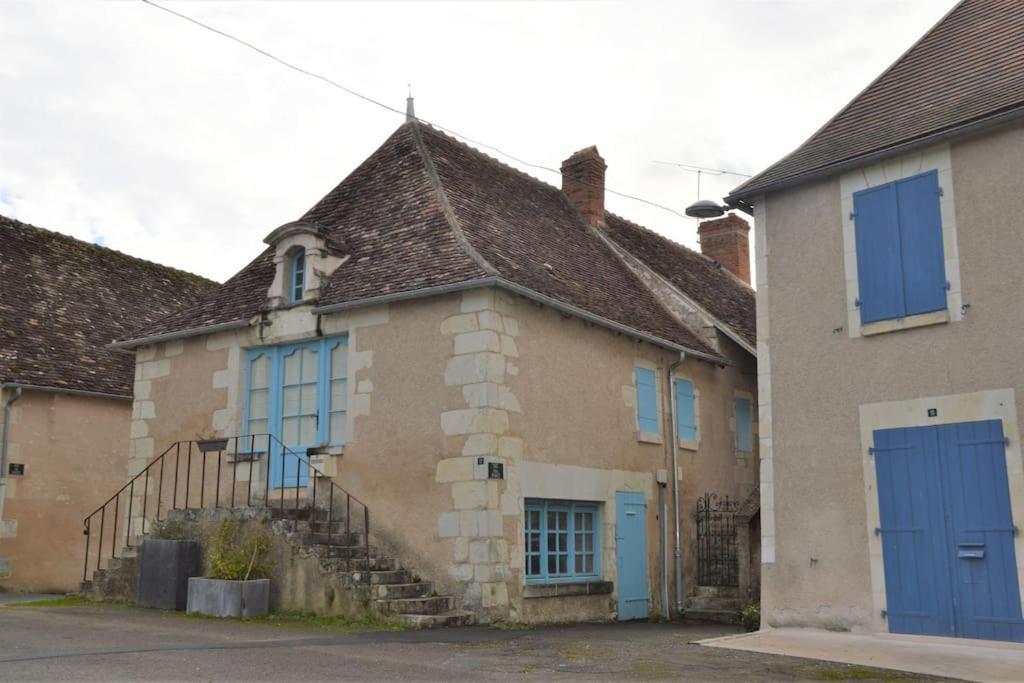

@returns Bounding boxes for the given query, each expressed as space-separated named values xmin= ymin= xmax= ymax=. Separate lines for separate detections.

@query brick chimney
xmin=697 ymin=213 xmax=751 ymax=285
xmin=561 ymin=146 xmax=607 ymax=227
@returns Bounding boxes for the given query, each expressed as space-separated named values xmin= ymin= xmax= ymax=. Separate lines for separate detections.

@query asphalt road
xmin=0 ymin=602 xmax=945 ymax=681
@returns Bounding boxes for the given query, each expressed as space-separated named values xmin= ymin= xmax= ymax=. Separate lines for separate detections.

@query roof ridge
xmin=408 ymin=122 xmax=499 ymax=277
xmin=1 ymin=214 xmax=219 ymax=288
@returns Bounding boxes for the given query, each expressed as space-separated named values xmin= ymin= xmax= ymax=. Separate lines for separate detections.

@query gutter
xmin=108 ymin=319 xmax=250 ymax=351
xmin=0 ymin=382 xmax=131 ymax=402
xmin=667 ymin=354 xmax=686 ymax=617
xmin=727 ymin=104 xmax=1024 ymax=205
xmin=315 ymin=277 xmax=732 ymax=366
xmin=0 ymin=386 xmax=24 ymax=523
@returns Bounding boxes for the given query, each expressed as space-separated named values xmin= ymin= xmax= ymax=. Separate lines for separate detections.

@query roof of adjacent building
xmin=0 ymin=216 xmax=217 ymax=397
xmin=124 ymin=121 xmax=755 ymax=357
xmin=729 ymin=0 xmax=1024 ymax=201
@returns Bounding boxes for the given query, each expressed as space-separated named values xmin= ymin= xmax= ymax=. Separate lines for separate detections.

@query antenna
xmin=653 ymin=161 xmax=753 ymax=219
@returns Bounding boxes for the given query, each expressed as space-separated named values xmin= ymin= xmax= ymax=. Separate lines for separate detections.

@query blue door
xmin=875 ymin=420 xmax=1024 ymax=641
xmin=615 ymin=491 xmax=649 ymax=620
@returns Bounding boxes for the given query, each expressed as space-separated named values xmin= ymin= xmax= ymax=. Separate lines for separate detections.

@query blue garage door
xmin=874 ymin=420 xmax=1024 ymax=641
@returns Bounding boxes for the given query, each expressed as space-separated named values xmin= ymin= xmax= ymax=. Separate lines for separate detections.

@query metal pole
xmin=247 ymin=434 xmax=255 ymax=507
xmin=83 ymin=518 xmax=91 ymax=582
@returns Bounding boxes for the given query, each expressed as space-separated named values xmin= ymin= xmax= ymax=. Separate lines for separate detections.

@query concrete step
xmin=693 ymin=585 xmax=739 ymax=598
xmin=375 ymin=595 xmax=453 ymax=616
xmin=367 ymin=569 xmax=413 ymax=585
xmin=683 ymin=608 xmax=740 ymax=625
xmin=394 ymin=610 xmax=475 ymax=629
xmin=370 ymin=582 xmax=433 ymax=600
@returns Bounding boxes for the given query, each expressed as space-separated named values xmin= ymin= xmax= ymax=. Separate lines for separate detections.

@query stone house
xmin=727 ymin=0 xmax=1024 ymax=642
xmin=0 ymin=216 xmax=215 ymax=591
xmin=106 ymin=119 xmax=758 ymax=624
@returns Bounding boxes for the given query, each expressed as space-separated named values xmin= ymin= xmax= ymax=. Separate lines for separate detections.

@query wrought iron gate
xmin=695 ymin=492 xmax=739 ymax=586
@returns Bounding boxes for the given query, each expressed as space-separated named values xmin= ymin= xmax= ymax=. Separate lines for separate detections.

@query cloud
xmin=0 ymin=0 xmax=956 ymax=282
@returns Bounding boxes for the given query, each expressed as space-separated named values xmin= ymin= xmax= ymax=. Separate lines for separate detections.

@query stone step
xmin=365 ymin=569 xmax=413 ymax=585
xmin=320 ymin=556 xmax=399 ymax=573
xmin=687 ymin=596 xmax=743 ymax=611
xmin=370 ymin=582 xmax=433 ymax=600
xmin=683 ymin=608 xmax=740 ymax=625
xmin=375 ymin=595 xmax=453 ymax=616
xmin=693 ymin=585 xmax=740 ymax=598
xmin=311 ymin=544 xmax=377 ymax=560
xmin=394 ymin=610 xmax=475 ymax=629
xmin=306 ymin=531 xmax=365 ymax=547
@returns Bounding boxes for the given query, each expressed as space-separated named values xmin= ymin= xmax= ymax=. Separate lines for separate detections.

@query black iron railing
xmin=695 ymin=492 xmax=739 ymax=587
xmin=82 ymin=434 xmax=369 ymax=583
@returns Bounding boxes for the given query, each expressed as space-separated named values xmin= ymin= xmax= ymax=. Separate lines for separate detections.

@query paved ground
xmin=0 ymin=601 xmax=947 ymax=681
xmin=0 ymin=592 xmax=64 ymax=605
xmin=702 ymin=627 xmax=1024 ymax=683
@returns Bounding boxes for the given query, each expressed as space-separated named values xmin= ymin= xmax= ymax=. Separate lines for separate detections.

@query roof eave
xmin=1 ymin=382 xmax=132 ymax=401
xmin=728 ymin=104 xmax=1024 ymax=204
xmin=109 ymin=318 xmax=251 ymax=350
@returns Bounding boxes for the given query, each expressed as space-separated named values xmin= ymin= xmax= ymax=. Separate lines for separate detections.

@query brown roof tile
xmin=0 ymin=216 xmax=217 ymax=396
xmin=730 ymin=0 xmax=1024 ymax=201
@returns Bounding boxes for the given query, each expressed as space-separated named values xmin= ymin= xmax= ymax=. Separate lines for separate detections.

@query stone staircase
xmin=684 ymin=585 xmax=743 ymax=624
xmin=82 ymin=507 xmax=473 ymax=629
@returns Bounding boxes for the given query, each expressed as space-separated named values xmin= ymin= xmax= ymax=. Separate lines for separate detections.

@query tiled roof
xmin=602 ymin=214 xmax=755 ymax=348
xmin=124 ymin=122 xmax=756 ymax=359
xmin=729 ymin=0 xmax=1024 ymax=201
xmin=0 ymin=216 xmax=217 ymax=396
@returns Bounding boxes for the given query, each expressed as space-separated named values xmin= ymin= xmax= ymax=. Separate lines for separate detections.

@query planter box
xmin=186 ymin=577 xmax=270 ymax=618
xmin=197 ymin=438 xmax=229 ymax=453
xmin=137 ymin=539 xmax=201 ymax=611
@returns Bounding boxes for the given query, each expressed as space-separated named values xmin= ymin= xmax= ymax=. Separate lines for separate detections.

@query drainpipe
xmin=0 ymin=385 xmax=24 ymax=522
xmin=668 ymin=353 xmax=686 ymax=617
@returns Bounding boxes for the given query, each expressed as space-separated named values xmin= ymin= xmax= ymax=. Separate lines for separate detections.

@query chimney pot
xmin=697 ymin=214 xmax=751 ymax=285
xmin=561 ymin=146 xmax=607 ymax=227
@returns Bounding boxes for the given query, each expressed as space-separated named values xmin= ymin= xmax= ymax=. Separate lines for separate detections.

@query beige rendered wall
xmin=0 ymin=389 xmax=131 ymax=592
xmin=757 ymin=123 xmax=1024 ymax=632
xmin=130 ymin=286 xmax=757 ymax=622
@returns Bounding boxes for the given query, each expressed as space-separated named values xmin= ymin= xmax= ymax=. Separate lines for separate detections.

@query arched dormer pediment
xmin=264 ymin=221 xmax=347 ymax=308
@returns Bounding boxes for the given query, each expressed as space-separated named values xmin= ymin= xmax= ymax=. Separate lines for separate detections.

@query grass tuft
xmin=182 ymin=609 xmax=405 ymax=632
xmin=4 ymin=595 xmax=91 ymax=608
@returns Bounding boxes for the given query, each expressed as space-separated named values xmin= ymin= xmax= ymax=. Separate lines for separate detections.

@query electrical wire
xmin=139 ymin=0 xmax=731 ymax=221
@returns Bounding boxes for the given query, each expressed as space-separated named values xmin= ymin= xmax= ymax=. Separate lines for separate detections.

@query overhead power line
xmin=139 ymin=0 xmax=731 ymax=222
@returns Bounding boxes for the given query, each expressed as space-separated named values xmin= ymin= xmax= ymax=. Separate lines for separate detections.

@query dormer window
xmin=290 ymin=250 xmax=306 ymax=303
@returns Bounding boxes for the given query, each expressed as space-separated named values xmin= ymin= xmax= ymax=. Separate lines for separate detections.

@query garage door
xmin=874 ymin=419 xmax=1024 ymax=642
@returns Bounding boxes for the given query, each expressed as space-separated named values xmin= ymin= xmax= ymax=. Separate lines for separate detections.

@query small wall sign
xmin=927 ymin=408 xmax=938 ymax=417
xmin=488 ymin=462 xmax=505 ymax=480
xmin=8 ymin=463 xmax=24 ymax=476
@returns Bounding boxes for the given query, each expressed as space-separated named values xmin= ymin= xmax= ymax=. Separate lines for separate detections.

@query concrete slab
xmin=698 ymin=627 xmax=1024 ymax=682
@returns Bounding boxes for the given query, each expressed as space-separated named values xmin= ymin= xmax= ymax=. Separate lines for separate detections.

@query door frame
xmin=859 ymin=388 xmax=1024 ymax=635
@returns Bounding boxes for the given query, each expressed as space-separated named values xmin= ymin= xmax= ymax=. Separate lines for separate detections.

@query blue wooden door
xmin=875 ymin=420 xmax=1024 ymax=641
xmin=615 ymin=491 xmax=649 ymax=621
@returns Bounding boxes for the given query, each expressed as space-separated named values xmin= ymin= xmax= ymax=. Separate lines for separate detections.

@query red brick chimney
xmin=697 ymin=214 xmax=751 ymax=285
xmin=561 ymin=146 xmax=607 ymax=227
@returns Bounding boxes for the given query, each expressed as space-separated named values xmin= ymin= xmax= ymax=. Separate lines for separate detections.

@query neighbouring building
xmin=0 ymin=216 xmax=215 ymax=592
xmin=102 ymin=117 xmax=758 ymax=624
xmin=727 ymin=0 xmax=1024 ymax=642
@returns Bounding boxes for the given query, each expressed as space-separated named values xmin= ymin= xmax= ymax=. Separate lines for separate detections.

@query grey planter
xmin=186 ymin=577 xmax=270 ymax=618
xmin=137 ymin=538 xmax=201 ymax=610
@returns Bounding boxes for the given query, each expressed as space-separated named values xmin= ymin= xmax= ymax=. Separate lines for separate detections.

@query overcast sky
xmin=1 ymin=0 xmax=957 ymax=283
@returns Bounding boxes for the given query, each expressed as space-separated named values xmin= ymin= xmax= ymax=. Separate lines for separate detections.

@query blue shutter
xmin=896 ymin=170 xmax=947 ymax=316
xmin=635 ymin=368 xmax=659 ymax=434
xmin=854 ymin=182 xmax=905 ymax=323
xmin=735 ymin=397 xmax=753 ymax=452
xmin=674 ymin=379 xmax=697 ymax=442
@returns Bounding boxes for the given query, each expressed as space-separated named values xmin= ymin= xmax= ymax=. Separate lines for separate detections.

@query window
xmin=290 ymin=250 xmax=306 ymax=303
xmin=244 ymin=336 xmax=347 ymax=448
xmin=635 ymin=367 xmax=659 ymax=435
xmin=525 ymin=499 xmax=599 ymax=583
xmin=735 ymin=397 xmax=753 ymax=453
xmin=853 ymin=170 xmax=946 ymax=324
xmin=674 ymin=378 xmax=697 ymax=443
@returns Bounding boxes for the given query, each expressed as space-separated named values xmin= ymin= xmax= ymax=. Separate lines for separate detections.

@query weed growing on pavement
xmin=4 ymin=595 xmax=91 ymax=608
xmin=182 ymin=609 xmax=404 ymax=632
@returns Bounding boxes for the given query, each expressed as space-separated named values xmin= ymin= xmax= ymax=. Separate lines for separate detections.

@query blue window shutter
xmin=896 ymin=170 xmax=947 ymax=316
xmin=674 ymin=379 xmax=697 ymax=442
xmin=635 ymin=368 xmax=659 ymax=434
xmin=735 ymin=398 xmax=753 ymax=452
xmin=854 ymin=182 xmax=905 ymax=323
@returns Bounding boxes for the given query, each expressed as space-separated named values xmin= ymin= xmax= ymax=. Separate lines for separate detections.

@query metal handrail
xmin=81 ymin=434 xmax=370 ymax=584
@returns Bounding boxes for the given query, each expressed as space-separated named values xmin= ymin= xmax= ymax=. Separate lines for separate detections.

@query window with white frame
xmin=735 ymin=396 xmax=753 ymax=453
xmin=524 ymin=499 xmax=600 ymax=583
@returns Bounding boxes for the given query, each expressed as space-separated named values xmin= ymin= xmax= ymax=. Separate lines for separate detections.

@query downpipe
xmin=0 ymin=385 xmax=24 ymax=523
xmin=668 ymin=353 xmax=686 ymax=617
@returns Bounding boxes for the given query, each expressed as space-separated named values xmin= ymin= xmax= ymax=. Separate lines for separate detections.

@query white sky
xmin=1 ymin=0 xmax=957 ymax=283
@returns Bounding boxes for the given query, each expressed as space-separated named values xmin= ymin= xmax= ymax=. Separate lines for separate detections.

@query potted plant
xmin=186 ymin=518 xmax=273 ymax=618
xmin=137 ymin=518 xmax=202 ymax=611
